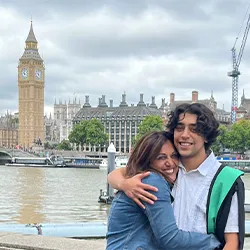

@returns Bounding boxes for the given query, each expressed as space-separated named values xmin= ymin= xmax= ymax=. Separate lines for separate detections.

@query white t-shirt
xmin=172 ymin=152 xmax=239 ymax=233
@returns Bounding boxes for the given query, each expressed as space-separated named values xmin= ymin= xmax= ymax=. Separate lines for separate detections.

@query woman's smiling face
xmin=151 ymin=140 xmax=179 ymax=182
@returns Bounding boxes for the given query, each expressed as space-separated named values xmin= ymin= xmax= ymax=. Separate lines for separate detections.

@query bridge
xmin=0 ymin=148 xmax=35 ymax=164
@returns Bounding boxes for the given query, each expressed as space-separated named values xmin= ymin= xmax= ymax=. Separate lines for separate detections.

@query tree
xmin=43 ymin=142 xmax=57 ymax=150
xmin=57 ymin=140 xmax=72 ymax=150
xmin=223 ymin=120 xmax=250 ymax=154
xmin=69 ymin=119 xmax=108 ymax=147
xmin=135 ymin=115 xmax=164 ymax=143
xmin=85 ymin=119 xmax=108 ymax=146
xmin=211 ymin=125 xmax=228 ymax=155
xmin=68 ymin=120 xmax=88 ymax=146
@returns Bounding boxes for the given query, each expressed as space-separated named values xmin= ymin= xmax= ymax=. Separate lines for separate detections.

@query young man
xmin=108 ymin=103 xmax=245 ymax=250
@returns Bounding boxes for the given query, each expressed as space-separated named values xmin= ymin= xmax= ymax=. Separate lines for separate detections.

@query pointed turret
xmin=20 ymin=20 xmax=42 ymax=61
xmin=210 ymin=90 xmax=215 ymax=101
xmin=25 ymin=21 xmax=38 ymax=43
xmin=241 ymin=89 xmax=245 ymax=106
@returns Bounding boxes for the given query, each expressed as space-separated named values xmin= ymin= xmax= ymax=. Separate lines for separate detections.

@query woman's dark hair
xmin=126 ymin=131 xmax=177 ymax=178
xmin=166 ymin=103 xmax=220 ymax=151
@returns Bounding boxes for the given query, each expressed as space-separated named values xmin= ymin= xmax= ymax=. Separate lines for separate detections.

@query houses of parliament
xmin=0 ymin=22 xmax=250 ymax=152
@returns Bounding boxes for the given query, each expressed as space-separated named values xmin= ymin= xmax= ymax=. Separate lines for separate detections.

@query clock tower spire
xmin=18 ymin=21 xmax=45 ymax=148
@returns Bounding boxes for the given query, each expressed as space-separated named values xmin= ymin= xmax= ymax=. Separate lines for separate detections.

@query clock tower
xmin=18 ymin=21 xmax=45 ymax=148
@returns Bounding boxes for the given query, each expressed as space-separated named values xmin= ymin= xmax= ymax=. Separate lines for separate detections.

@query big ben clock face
xmin=21 ymin=68 xmax=28 ymax=79
xmin=35 ymin=69 xmax=42 ymax=80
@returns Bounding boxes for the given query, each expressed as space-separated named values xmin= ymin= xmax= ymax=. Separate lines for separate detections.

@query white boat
xmin=115 ymin=156 xmax=129 ymax=168
xmin=64 ymin=157 xmax=102 ymax=169
xmin=99 ymin=156 xmax=129 ymax=170
xmin=99 ymin=159 xmax=108 ymax=170
xmin=5 ymin=155 xmax=65 ymax=168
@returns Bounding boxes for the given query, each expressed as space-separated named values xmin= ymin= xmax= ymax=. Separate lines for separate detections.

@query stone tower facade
xmin=18 ymin=21 xmax=45 ymax=148
xmin=53 ymin=98 xmax=81 ymax=142
xmin=54 ymin=100 xmax=67 ymax=127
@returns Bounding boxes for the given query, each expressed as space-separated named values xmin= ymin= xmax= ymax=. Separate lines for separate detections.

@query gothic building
xmin=53 ymin=98 xmax=81 ymax=142
xmin=236 ymin=90 xmax=250 ymax=120
xmin=44 ymin=113 xmax=55 ymax=142
xmin=0 ymin=112 xmax=18 ymax=148
xmin=18 ymin=21 xmax=45 ymax=148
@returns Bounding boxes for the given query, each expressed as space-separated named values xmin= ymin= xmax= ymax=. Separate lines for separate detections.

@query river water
xmin=0 ymin=166 xmax=108 ymax=224
xmin=0 ymin=165 xmax=250 ymax=248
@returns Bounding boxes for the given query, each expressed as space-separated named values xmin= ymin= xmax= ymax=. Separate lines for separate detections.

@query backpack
xmin=206 ymin=164 xmax=245 ymax=249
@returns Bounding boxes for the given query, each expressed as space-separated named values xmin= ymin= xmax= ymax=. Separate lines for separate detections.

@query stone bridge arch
xmin=0 ymin=150 xmax=12 ymax=164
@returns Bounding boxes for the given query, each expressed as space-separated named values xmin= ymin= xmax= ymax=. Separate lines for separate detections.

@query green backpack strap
xmin=207 ymin=165 xmax=244 ymax=234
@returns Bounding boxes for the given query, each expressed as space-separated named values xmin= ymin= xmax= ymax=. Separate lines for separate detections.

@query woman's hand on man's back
xmin=121 ymin=171 xmax=158 ymax=209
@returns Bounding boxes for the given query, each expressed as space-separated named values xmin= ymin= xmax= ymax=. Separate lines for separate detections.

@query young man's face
xmin=173 ymin=112 xmax=206 ymax=160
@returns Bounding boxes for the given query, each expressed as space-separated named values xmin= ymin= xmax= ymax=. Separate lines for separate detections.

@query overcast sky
xmin=1 ymin=0 xmax=250 ymax=116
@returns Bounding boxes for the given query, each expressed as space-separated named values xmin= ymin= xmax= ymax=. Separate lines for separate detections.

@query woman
xmin=106 ymin=131 xmax=220 ymax=250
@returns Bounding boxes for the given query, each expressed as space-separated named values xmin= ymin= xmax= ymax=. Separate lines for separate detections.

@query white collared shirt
xmin=172 ymin=152 xmax=239 ymax=233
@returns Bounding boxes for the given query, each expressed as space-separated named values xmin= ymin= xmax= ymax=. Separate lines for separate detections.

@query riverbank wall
xmin=0 ymin=232 xmax=105 ymax=250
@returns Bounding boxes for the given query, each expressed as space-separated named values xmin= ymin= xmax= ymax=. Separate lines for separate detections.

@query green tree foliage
xmin=85 ymin=119 xmax=108 ymax=145
xmin=44 ymin=142 xmax=58 ymax=150
xmin=68 ymin=120 xmax=88 ymax=146
xmin=224 ymin=120 xmax=250 ymax=154
xmin=68 ymin=119 xmax=108 ymax=146
xmin=135 ymin=115 xmax=164 ymax=143
xmin=44 ymin=142 xmax=52 ymax=149
xmin=56 ymin=140 xmax=72 ymax=150
xmin=211 ymin=125 xmax=228 ymax=155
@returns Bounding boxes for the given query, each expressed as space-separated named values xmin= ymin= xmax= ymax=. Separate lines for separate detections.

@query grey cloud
xmin=1 ymin=0 xmax=250 ymax=116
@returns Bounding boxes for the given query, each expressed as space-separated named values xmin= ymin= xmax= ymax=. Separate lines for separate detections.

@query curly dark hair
xmin=125 ymin=131 xmax=178 ymax=180
xmin=166 ymin=103 xmax=220 ymax=151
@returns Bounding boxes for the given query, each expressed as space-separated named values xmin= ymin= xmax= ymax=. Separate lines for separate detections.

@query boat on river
xmin=116 ymin=155 xmax=129 ymax=168
xmin=99 ymin=155 xmax=129 ymax=170
xmin=218 ymin=159 xmax=250 ymax=173
xmin=99 ymin=159 xmax=108 ymax=170
xmin=63 ymin=157 xmax=102 ymax=169
xmin=5 ymin=155 xmax=65 ymax=168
